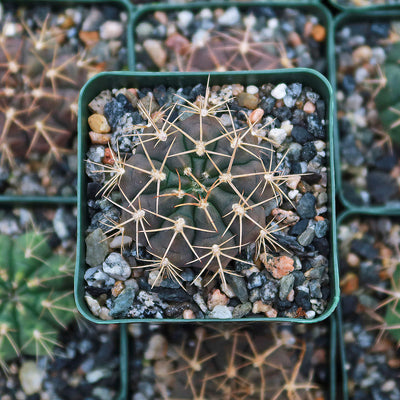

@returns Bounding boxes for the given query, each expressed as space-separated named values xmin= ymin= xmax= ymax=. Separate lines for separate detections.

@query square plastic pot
xmin=331 ymin=10 xmax=400 ymax=214
xmin=76 ymin=69 xmax=339 ymax=324
xmin=131 ymin=1 xmax=333 ymax=78
xmin=335 ymin=208 xmax=400 ymax=400
xmin=329 ymin=0 xmax=400 ymax=12
xmin=117 ymin=315 xmax=338 ymax=399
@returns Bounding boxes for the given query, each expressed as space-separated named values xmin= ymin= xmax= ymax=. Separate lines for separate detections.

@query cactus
xmin=91 ymin=82 xmax=301 ymax=289
xmin=380 ymin=266 xmax=400 ymax=344
xmin=375 ymin=42 xmax=400 ymax=144
xmin=0 ymin=230 xmax=75 ymax=372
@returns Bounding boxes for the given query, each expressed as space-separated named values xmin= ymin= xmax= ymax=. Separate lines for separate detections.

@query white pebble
xmin=200 ymin=8 xmax=213 ymax=19
xmin=177 ymin=10 xmax=193 ymax=30
xmin=218 ymin=7 xmax=241 ymax=26
xmin=280 ymin=120 xmax=293 ymax=135
xmin=305 ymin=310 xmax=316 ymax=319
xmin=85 ymin=295 xmax=101 ymax=316
xmin=271 ymin=83 xmax=287 ymax=99
xmin=314 ymin=140 xmax=326 ymax=152
xmin=288 ymin=190 xmax=299 ymax=200
xmin=268 ymin=128 xmax=287 ymax=146
xmin=99 ymin=21 xmax=124 ymax=40
xmin=246 ymin=85 xmax=259 ymax=95
xmin=19 ymin=361 xmax=45 ymax=395
xmin=355 ymin=67 xmax=369 ymax=83
xmin=220 ymin=113 xmax=232 ymax=127
xmin=267 ymin=18 xmax=279 ymax=30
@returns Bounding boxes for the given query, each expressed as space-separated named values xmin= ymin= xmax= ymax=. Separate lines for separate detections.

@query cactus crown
xmin=0 ymin=230 xmax=75 ymax=372
xmin=91 ymin=81 xmax=299 ymax=288
xmin=375 ymin=42 xmax=400 ymax=144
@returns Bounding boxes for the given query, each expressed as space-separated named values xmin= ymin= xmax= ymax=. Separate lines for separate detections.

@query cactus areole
xmin=119 ymin=107 xmax=275 ymax=281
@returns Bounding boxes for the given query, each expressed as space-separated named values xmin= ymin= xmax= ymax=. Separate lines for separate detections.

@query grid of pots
xmin=1 ymin=0 xmax=400 ymax=399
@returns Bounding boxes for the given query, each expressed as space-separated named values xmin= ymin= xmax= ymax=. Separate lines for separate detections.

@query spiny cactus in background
xmin=140 ymin=326 xmax=321 ymax=400
xmin=175 ymin=26 xmax=285 ymax=72
xmin=370 ymin=265 xmax=400 ymax=346
xmin=92 ymin=82 xmax=298 ymax=288
xmin=374 ymin=42 xmax=400 ymax=145
xmin=0 ymin=7 xmax=123 ymax=167
xmin=0 ymin=230 xmax=75 ymax=373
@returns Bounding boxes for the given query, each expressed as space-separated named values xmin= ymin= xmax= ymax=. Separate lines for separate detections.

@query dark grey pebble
xmin=109 ymin=288 xmax=136 ymax=317
xmin=289 ymin=219 xmax=308 ymax=236
xmin=104 ymin=99 xmax=125 ymax=129
xmin=301 ymin=142 xmax=317 ymax=162
xmin=260 ymin=280 xmax=278 ymax=303
xmin=307 ymin=114 xmax=325 ymax=139
xmin=350 ymin=238 xmax=379 ymax=259
xmin=291 ymin=125 xmax=314 ymax=144
xmin=295 ymin=289 xmax=311 ymax=310
xmin=226 ymin=274 xmax=249 ymax=303
xmin=247 ymin=272 xmax=267 ymax=290
xmin=297 ymin=192 xmax=316 ymax=219
xmin=315 ymin=220 xmax=328 ymax=238
xmin=367 ymin=171 xmax=398 ymax=204
xmin=155 ymin=288 xmax=191 ymax=302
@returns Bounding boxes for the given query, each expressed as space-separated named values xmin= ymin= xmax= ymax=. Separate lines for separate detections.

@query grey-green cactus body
xmin=119 ymin=112 xmax=274 ymax=271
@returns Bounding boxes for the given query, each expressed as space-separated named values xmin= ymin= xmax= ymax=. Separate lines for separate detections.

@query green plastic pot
xmin=336 ymin=209 xmax=400 ymax=400
xmin=131 ymin=1 xmax=333 ymax=78
xmin=329 ymin=0 xmax=400 ymax=12
xmin=0 ymin=0 xmax=135 ymax=205
xmin=332 ymin=10 xmax=400 ymax=214
xmin=76 ymin=68 xmax=339 ymax=324
xmin=117 ymin=325 xmax=129 ymax=400
xmin=120 ymin=315 xmax=338 ymax=400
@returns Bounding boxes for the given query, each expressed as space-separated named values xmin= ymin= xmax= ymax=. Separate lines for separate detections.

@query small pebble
xmin=271 ymin=83 xmax=287 ymax=100
xmin=88 ymin=114 xmax=111 ymax=133
xmin=262 ymin=254 xmax=294 ymax=279
xmin=143 ymin=39 xmax=167 ymax=69
xmin=207 ymin=289 xmax=229 ymax=310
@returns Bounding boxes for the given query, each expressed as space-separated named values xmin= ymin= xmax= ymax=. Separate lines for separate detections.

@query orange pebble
xmin=311 ymin=25 xmax=326 ymax=42
xmin=102 ymin=147 xmax=115 ymax=165
xmin=249 ymin=108 xmax=264 ymax=124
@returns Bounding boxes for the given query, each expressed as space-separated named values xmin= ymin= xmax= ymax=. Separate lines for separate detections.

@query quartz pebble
xmin=271 ymin=83 xmax=287 ymax=99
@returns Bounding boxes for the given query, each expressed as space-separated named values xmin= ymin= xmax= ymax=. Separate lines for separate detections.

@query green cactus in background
xmin=383 ymin=266 xmax=400 ymax=344
xmin=92 ymin=83 xmax=298 ymax=288
xmin=375 ymin=42 xmax=400 ymax=144
xmin=0 ymin=231 xmax=75 ymax=372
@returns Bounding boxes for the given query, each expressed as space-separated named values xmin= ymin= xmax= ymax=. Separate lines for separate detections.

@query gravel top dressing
xmin=338 ymin=215 xmax=400 ymax=400
xmin=134 ymin=6 xmax=327 ymax=75
xmin=83 ymin=80 xmax=331 ymax=321
xmin=336 ymin=19 xmax=400 ymax=207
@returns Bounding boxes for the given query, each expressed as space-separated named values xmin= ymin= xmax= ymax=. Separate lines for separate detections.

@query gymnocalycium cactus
xmin=375 ymin=42 xmax=400 ymax=144
xmin=94 ymin=82 xmax=298 ymax=288
xmin=382 ymin=266 xmax=400 ymax=344
xmin=0 ymin=231 xmax=75 ymax=372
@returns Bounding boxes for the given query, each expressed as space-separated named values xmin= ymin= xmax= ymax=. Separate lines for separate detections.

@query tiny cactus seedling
xmin=92 ymin=83 xmax=298 ymax=288
xmin=0 ymin=230 xmax=75 ymax=372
